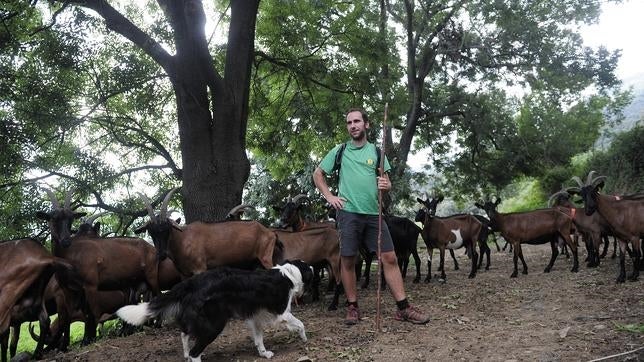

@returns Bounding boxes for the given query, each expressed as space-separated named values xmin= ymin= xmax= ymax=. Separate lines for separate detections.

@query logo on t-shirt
xmin=367 ymin=159 xmax=374 ymax=165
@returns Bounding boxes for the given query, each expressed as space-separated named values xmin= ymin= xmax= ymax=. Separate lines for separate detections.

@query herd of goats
xmin=0 ymin=170 xmax=642 ymax=361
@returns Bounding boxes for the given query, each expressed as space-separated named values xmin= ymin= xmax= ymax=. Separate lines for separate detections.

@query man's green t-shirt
xmin=319 ymin=141 xmax=391 ymax=215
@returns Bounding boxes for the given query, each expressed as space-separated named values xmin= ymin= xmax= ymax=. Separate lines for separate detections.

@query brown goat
xmin=272 ymin=227 xmax=342 ymax=310
xmin=273 ymin=195 xmax=341 ymax=285
xmin=36 ymin=190 xmax=160 ymax=345
xmin=274 ymin=194 xmax=332 ymax=230
xmin=0 ymin=238 xmax=80 ymax=362
xmin=416 ymin=196 xmax=482 ymax=282
xmin=37 ymin=213 xmax=157 ymax=352
xmin=134 ymin=188 xmax=279 ymax=277
xmin=570 ymin=171 xmax=644 ymax=282
xmin=549 ymin=189 xmax=617 ymax=268
xmin=475 ymin=197 xmax=578 ymax=278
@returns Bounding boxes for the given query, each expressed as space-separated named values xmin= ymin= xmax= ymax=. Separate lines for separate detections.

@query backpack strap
xmin=332 ymin=142 xmax=347 ymax=173
xmin=332 ymin=142 xmax=382 ymax=176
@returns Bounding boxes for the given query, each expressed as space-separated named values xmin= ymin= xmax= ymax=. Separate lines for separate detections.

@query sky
xmin=580 ymin=0 xmax=644 ymax=85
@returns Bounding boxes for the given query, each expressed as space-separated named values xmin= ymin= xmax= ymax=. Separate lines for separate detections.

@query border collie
xmin=116 ymin=260 xmax=314 ymax=361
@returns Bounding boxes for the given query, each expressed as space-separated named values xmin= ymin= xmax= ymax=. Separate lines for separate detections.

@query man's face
xmin=346 ymin=111 xmax=369 ymax=141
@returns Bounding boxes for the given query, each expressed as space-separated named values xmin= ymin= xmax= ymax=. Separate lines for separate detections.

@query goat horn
xmin=571 ymin=176 xmax=584 ymax=187
xmin=160 ymin=187 xmax=180 ymax=219
xmin=83 ymin=211 xmax=109 ymax=225
xmin=227 ymin=204 xmax=254 ymax=217
xmin=585 ymin=170 xmax=597 ymax=186
xmin=138 ymin=193 xmax=156 ymax=219
xmin=44 ymin=188 xmax=61 ymax=209
xmin=591 ymin=175 xmax=607 ymax=187
xmin=292 ymin=194 xmax=309 ymax=205
xmin=547 ymin=191 xmax=566 ymax=207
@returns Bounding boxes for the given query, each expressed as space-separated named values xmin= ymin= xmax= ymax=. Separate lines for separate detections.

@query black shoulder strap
xmin=332 ymin=143 xmax=347 ymax=173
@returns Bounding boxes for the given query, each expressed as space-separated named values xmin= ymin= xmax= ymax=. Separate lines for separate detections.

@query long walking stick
xmin=375 ymin=103 xmax=388 ymax=331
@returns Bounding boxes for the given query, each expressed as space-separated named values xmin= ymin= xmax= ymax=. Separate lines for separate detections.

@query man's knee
xmin=381 ymin=251 xmax=398 ymax=265
xmin=341 ymin=256 xmax=357 ymax=269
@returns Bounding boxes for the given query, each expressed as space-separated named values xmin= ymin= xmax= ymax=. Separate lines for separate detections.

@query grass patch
xmin=613 ymin=322 xmax=644 ymax=334
xmin=15 ymin=318 xmax=121 ymax=355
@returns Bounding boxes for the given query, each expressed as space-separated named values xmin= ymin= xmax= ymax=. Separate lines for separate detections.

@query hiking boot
xmin=394 ymin=305 xmax=430 ymax=324
xmin=345 ymin=305 xmax=360 ymax=325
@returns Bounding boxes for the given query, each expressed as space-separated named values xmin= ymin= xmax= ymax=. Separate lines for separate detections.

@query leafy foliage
xmin=585 ymin=124 xmax=644 ymax=193
xmin=0 ymin=0 xmax=632 ymax=236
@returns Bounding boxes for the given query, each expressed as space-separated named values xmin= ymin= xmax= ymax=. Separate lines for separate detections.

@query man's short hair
xmin=346 ymin=108 xmax=369 ymax=124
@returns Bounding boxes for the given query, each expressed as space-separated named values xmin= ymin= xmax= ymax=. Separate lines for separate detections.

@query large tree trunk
xmin=73 ymin=0 xmax=260 ymax=223
xmin=171 ymin=0 xmax=258 ymax=222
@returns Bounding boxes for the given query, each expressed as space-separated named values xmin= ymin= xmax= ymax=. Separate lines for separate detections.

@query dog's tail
xmin=117 ymin=289 xmax=184 ymax=326
xmin=116 ymin=302 xmax=154 ymax=326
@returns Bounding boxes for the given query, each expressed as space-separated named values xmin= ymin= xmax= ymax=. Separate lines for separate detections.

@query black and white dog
xmin=116 ymin=260 xmax=314 ymax=361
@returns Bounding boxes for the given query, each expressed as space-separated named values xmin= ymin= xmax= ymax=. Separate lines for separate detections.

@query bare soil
xmin=40 ymin=244 xmax=643 ymax=362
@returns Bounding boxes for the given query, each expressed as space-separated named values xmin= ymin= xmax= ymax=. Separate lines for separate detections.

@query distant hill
xmin=595 ymin=72 xmax=644 ymax=148
xmin=620 ymin=72 xmax=644 ymax=129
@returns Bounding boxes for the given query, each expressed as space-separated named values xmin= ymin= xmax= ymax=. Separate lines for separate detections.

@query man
xmin=312 ymin=108 xmax=429 ymax=325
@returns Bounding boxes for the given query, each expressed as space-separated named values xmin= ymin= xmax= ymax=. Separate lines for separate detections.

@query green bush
xmin=585 ymin=125 xmax=644 ymax=193
xmin=499 ymin=177 xmax=545 ymax=212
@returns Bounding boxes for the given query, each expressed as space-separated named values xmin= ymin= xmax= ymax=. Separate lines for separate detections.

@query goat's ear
xmin=36 ymin=211 xmax=51 ymax=221
xmin=437 ymin=195 xmax=444 ymax=202
xmin=595 ymin=181 xmax=605 ymax=191
xmin=133 ymin=224 xmax=147 ymax=234
xmin=495 ymin=198 xmax=502 ymax=205
xmin=93 ymin=222 xmax=101 ymax=234
xmin=74 ymin=212 xmax=87 ymax=219
xmin=474 ymin=202 xmax=483 ymax=209
xmin=416 ymin=197 xmax=423 ymax=204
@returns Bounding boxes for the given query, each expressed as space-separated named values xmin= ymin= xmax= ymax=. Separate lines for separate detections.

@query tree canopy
xmin=0 ymin=0 xmax=631 ymax=239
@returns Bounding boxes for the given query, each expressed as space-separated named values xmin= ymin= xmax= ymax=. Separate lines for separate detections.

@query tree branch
xmin=255 ymin=50 xmax=352 ymax=94
xmin=63 ymin=0 xmax=175 ymax=77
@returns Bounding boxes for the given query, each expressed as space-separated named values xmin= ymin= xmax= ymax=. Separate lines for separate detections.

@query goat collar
xmin=556 ymin=207 xmax=576 ymax=220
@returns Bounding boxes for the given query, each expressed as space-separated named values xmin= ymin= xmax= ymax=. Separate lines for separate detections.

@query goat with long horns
xmin=568 ymin=171 xmax=644 ymax=283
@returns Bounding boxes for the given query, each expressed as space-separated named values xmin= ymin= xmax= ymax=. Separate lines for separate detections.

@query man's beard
xmin=350 ymin=130 xmax=366 ymax=141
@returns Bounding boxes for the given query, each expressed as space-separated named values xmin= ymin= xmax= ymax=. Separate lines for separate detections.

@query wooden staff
xmin=375 ymin=102 xmax=388 ymax=331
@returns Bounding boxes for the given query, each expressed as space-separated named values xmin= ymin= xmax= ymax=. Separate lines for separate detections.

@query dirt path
xmin=41 ymin=244 xmax=643 ymax=361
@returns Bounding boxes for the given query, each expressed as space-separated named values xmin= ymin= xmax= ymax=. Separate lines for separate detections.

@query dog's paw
xmin=260 ymin=350 xmax=274 ymax=359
